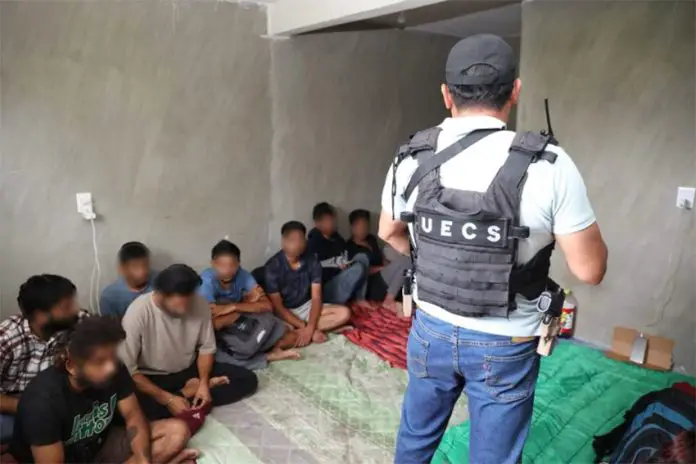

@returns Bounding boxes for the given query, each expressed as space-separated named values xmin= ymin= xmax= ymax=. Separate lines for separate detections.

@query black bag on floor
xmin=216 ymin=313 xmax=277 ymax=360
xmin=593 ymin=383 xmax=696 ymax=463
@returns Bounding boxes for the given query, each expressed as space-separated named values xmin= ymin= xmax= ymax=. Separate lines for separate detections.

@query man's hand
xmin=211 ymin=304 xmax=236 ymax=318
xmin=312 ymin=330 xmax=328 ymax=344
xmin=294 ymin=325 xmax=314 ymax=347
xmin=165 ymin=395 xmax=191 ymax=416
xmin=192 ymin=382 xmax=212 ymax=409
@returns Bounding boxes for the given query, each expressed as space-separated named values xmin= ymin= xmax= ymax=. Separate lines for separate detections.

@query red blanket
xmin=343 ymin=303 xmax=412 ymax=369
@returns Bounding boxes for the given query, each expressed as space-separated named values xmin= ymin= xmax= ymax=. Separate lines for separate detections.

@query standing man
xmin=119 ymin=264 xmax=258 ymax=421
xmin=379 ymin=34 xmax=607 ymax=463
xmin=100 ymin=242 xmax=156 ymax=320
xmin=0 ymin=275 xmax=84 ymax=443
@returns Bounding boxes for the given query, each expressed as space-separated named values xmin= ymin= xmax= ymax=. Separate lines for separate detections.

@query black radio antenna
xmin=544 ymin=98 xmax=554 ymax=137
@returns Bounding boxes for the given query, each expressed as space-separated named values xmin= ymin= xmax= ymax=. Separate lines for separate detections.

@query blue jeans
xmin=0 ymin=414 xmax=14 ymax=443
xmin=322 ymin=253 xmax=369 ymax=304
xmin=395 ymin=310 xmax=540 ymax=464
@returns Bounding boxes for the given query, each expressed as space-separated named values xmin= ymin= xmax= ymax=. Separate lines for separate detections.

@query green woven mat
xmin=433 ymin=342 xmax=694 ymax=464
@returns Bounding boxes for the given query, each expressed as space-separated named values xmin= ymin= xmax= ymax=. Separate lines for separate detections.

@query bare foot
xmin=171 ymin=448 xmax=200 ymax=464
xmin=383 ymin=295 xmax=398 ymax=313
xmin=209 ymin=376 xmax=229 ymax=388
xmin=312 ymin=330 xmax=328 ymax=344
xmin=181 ymin=378 xmax=200 ymax=398
xmin=333 ymin=325 xmax=354 ymax=333
xmin=267 ymin=349 xmax=302 ymax=362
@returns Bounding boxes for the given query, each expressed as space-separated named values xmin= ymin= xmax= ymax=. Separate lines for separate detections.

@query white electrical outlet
xmin=76 ymin=192 xmax=96 ymax=219
xmin=676 ymin=187 xmax=695 ymax=210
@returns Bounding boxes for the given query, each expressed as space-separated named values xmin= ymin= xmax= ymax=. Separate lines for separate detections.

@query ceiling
xmin=250 ymin=0 xmax=521 ymax=38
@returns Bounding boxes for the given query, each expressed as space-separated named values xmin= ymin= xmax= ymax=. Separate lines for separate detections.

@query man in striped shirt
xmin=0 ymin=275 xmax=84 ymax=442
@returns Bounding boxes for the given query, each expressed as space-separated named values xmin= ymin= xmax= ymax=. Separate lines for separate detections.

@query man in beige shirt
xmin=120 ymin=264 xmax=258 ymax=420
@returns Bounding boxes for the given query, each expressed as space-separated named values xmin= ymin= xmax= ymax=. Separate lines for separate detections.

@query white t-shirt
xmin=381 ymin=116 xmax=596 ymax=336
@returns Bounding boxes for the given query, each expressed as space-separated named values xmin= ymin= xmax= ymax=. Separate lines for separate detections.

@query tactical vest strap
xmin=403 ymin=129 xmax=499 ymax=201
xmin=408 ymin=127 xmax=441 ymax=154
xmin=499 ymin=131 xmax=558 ymax=188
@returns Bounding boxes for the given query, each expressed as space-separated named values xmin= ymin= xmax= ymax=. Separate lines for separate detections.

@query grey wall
xmin=0 ymin=1 xmax=273 ymax=315
xmin=267 ymin=30 xmax=455 ymax=249
xmin=0 ymin=2 xmax=454 ymax=316
xmin=518 ymin=0 xmax=695 ymax=372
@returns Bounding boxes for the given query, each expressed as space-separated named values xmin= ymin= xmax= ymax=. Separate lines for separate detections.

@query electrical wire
xmin=88 ymin=217 xmax=101 ymax=315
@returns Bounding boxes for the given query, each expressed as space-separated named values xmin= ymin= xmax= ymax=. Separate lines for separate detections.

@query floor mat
xmin=432 ymin=342 xmax=695 ymax=464
xmin=343 ymin=304 xmax=411 ymax=369
xmin=189 ymin=416 xmax=261 ymax=464
xmin=239 ymin=336 xmax=467 ymax=463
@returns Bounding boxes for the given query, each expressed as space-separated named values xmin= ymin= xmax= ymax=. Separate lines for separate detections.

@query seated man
xmin=199 ymin=240 xmax=301 ymax=369
xmin=347 ymin=209 xmax=411 ymax=311
xmin=100 ymin=242 xmax=156 ymax=319
xmin=0 ymin=275 xmax=84 ymax=443
xmin=119 ymin=264 xmax=258 ymax=421
xmin=307 ymin=202 xmax=370 ymax=305
xmin=265 ymin=221 xmax=351 ymax=347
xmin=8 ymin=317 xmax=196 ymax=464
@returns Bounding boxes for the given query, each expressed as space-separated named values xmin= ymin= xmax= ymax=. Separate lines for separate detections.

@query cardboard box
xmin=605 ymin=326 xmax=674 ymax=371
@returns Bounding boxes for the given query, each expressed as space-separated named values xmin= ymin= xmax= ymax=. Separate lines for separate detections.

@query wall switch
xmin=676 ymin=187 xmax=695 ymax=210
xmin=76 ymin=192 xmax=96 ymax=219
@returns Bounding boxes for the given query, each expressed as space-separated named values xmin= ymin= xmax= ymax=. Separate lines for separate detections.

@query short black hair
xmin=312 ymin=202 xmax=336 ymax=221
xmin=349 ymin=209 xmax=370 ymax=225
xmin=447 ymin=64 xmax=514 ymax=111
xmin=211 ymin=240 xmax=241 ymax=261
xmin=281 ymin=220 xmax=307 ymax=236
xmin=118 ymin=241 xmax=150 ymax=264
xmin=153 ymin=264 xmax=201 ymax=296
xmin=17 ymin=274 xmax=77 ymax=318
xmin=66 ymin=316 xmax=125 ymax=363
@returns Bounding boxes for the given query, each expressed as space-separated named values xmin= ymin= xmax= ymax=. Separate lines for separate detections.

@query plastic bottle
xmin=559 ymin=289 xmax=577 ymax=338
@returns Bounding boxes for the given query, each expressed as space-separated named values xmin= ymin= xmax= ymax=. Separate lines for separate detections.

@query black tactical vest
xmin=396 ymin=128 xmax=558 ymax=318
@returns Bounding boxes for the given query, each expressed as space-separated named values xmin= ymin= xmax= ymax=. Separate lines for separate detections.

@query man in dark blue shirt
xmin=100 ymin=242 xmax=156 ymax=319
xmin=265 ymin=221 xmax=351 ymax=347
xmin=306 ymin=202 xmax=370 ymax=305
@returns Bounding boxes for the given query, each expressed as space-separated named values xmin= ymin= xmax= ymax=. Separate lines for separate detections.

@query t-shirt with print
xmin=9 ymin=365 xmax=133 ymax=463
xmin=381 ymin=115 xmax=596 ymax=337
xmin=264 ymin=251 xmax=323 ymax=309
xmin=198 ymin=268 xmax=257 ymax=304
xmin=306 ymin=228 xmax=347 ymax=283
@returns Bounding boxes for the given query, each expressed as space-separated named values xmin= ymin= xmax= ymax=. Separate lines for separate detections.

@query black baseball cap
xmin=445 ymin=34 xmax=517 ymax=86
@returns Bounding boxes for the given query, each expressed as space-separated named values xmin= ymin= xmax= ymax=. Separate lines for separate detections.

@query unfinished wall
xmin=0 ymin=2 xmax=455 ymax=316
xmin=518 ymin=0 xmax=695 ymax=372
xmin=268 ymin=30 xmax=455 ymax=249
xmin=0 ymin=1 xmax=273 ymax=315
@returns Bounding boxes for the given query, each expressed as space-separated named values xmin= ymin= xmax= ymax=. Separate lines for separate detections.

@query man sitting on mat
xmin=307 ymin=202 xmax=370 ymax=305
xmin=8 ymin=316 xmax=197 ymax=464
xmin=347 ymin=209 xmax=411 ymax=312
xmin=265 ymin=221 xmax=351 ymax=347
xmin=119 ymin=264 xmax=258 ymax=421
xmin=0 ymin=275 xmax=85 ymax=444
xmin=199 ymin=240 xmax=301 ymax=369
xmin=100 ymin=242 xmax=156 ymax=320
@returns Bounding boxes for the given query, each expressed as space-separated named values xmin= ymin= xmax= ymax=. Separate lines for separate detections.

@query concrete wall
xmin=0 ymin=2 xmax=453 ymax=316
xmin=518 ymin=0 xmax=695 ymax=372
xmin=267 ymin=30 xmax=455 ymax=250
xmin=0 ymin=1 xmax=273 ymax=315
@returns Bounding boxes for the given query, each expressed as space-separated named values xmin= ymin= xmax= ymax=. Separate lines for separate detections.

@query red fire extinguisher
xmin=559 ymin=289 xmax=577 ymax=338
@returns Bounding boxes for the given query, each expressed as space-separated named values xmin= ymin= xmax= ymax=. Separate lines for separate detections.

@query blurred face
xmin=351 ymin=218 xmax=370 ymax=241
xmin=158 ymin=294 xmax=193 ymax=317
xmin=282 ymin=230 xmax=307 ymax=258
xmin=315 ymin=214 xmax=336 ymax=236
xmin=41 ymin=295 xmax=80 ymax=336
xmin=212 ymin=254 xmax=240 ymax=284
xmin=120 ymin=258 xmax=150 ymax=288
xmin=68 ymin=344 xmax=119 ymax=390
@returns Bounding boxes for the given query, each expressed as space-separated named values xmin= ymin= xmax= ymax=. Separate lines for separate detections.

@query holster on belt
xmin=536 ymin=280 xmax=565 ymax=356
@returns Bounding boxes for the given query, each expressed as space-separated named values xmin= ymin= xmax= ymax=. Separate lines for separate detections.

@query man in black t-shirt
xmin=265 ymin=221 xmax=351 ymax=348
xmin=306 ymin=202 xmax=370 ymax=305
xmin=9 ymin=317 xmax=197 ymax=464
